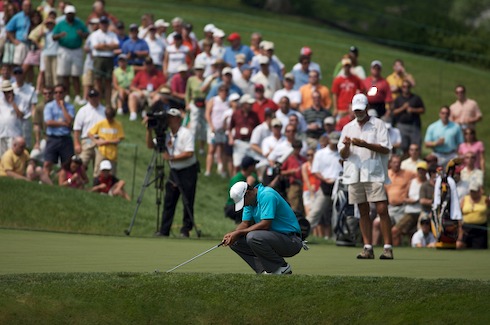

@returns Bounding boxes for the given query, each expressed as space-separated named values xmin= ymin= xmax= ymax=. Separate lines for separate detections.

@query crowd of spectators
xmin=0 ymin=1 xmax=487 ymax=246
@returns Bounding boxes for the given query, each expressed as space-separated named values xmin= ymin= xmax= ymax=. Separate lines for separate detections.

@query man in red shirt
xmin=363 ymin=60 xmax=393 ymax=119
xmin=128 ymin=57 xmax=167 ymax=121
xmin=252 ymin=83 xmax=277 ymax=123
xmin=281 ymin=139 xmax=307 ymax=213
xmin=331 ymin=56 xmax=365 ymax=118
xmin=169 ymin=63 xmax=189 ymax=108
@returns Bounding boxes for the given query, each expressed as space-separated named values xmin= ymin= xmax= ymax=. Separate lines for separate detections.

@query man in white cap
xmin=338 ymin=93 xmax=394 ymax=259
xmin=0 ymin=80 xmax=23 ymax=156
xmin=91 ymin=160 xmax=130 ymax=200
xmin=199 ymin=23 xmax=216 ymax=48
xmin=223 ymin=181 xmax=303 ymax=274
xmin=147 ymin=108 xmax=198 ymax=238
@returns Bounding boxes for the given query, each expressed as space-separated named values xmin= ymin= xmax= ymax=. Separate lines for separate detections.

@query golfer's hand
xmin=222 ymin=231 xmax=239 ymax=246
xmin=343 ymin=136 xmax=351 ymax=146
xmin=351 ymin=138 xmax=366 ymax=147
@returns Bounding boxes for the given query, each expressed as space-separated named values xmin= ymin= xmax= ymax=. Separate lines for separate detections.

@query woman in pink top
xmin=458 ymin=128 xmax=485 ymax=170
xmin=58 ymin=155 xmax=89 ymax=189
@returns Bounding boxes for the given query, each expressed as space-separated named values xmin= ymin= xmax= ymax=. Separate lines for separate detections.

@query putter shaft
xmin=166 ymin=242 xmax=224 ymax=273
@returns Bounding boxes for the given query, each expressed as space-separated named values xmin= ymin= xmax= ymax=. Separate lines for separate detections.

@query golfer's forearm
xmin=365 ymin=143 xmax=390 ymax=154
xmin=340 ymin=146 xmax=350 ymax=159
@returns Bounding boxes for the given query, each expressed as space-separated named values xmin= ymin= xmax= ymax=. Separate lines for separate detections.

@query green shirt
xmin=185 ymin=76 xmax=207 ymax=105
xmin=113 ymin=66 xmax=135 ymax=89
xmin=52 ymin=18 xmax=88 ymax=49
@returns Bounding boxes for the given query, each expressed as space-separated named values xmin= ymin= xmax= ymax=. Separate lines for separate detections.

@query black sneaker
xmin=357 ymin=247 xmax=375 ymax=259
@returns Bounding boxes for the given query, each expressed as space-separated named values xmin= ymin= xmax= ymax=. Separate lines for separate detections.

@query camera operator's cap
xmin=222 ymin=67 xmax=233 ymax=75
xmin=64 ymin=5 xmax=76 ymax=14
xmin=213 ymin=28 xmax=225 ymax=38
xmin=100 ymin=160 xmax=112 ymax=171
xmin=239 ymin=93 xmax=255 ymax=104
xmin=89 ymin=17 xmax=100 ymax=24
xmin=177 ymin=63 xmax=188 ymax=72
xmin=228 ymin=93 xmax=240 ymax=102
xmin=99 ymin=16 xmax=110 ymax=24
xmin=230 ymin=181 xmax=248 ymax=211
xmin=416 ymin=161 xmax=428 ymax=171
xmin=328 ymin=131 xmax=341 ymax=144
xmin=271 ymin=118 xmax=282 ymax=127
xmin=203 ymin=23 xmax=216 ymax=32
xmin=324 ymin=116 xmax=335 ymax=125
xmin=168 ymin=108 xmax=181 ymax=117
xmin=88 ymin=89 xmax=99 ymax=97
xmin=371 ymin=60 xmax=382 ymax=68
xmin=71 ymin=155 xmax=83 ymax=164
xmin=351 ymin=93 xmax=368 ymax=111
xmin=155 ymin=19 xmax=170 ymax=28
xmin=1 ymin=80 xmax=13 ymax=92
xmin=241 ymin=156 xmax=259 ymax=169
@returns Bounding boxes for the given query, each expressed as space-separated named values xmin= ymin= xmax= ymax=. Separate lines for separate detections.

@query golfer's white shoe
xmin=262 ymin=264 xmax=292 ymax=275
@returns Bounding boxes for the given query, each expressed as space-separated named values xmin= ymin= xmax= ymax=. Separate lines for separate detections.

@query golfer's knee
xmin=246 ymin=231 xmax=264 ymax=247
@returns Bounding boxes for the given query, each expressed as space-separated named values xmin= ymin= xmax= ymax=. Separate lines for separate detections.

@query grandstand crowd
xmin=0 ymin=0 xmax=487 ymax=248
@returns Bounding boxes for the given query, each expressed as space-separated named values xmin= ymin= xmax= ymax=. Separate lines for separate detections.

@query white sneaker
xmin=263 ymin=264 xmax=292 ymax=275
xmin=117 ymin=108 xmax=124 ymax=115
xmin=204 ymin=171 xmax=211 ymax=177
xmin=129 ymin=112 xmax=137 ymax=121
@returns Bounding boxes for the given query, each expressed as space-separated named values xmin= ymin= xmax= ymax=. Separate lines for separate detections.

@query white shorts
xmin=348 ymin=182 xmax=387 ymax=204
xmin=13 ymin=42 xmax=28 ymax=66
xmin=57 ymin=47 xmax=84 ymax=77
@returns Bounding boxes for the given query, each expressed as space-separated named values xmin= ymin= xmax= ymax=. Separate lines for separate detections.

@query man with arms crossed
xmin=338 ymin=93 xmax=394 ymax=259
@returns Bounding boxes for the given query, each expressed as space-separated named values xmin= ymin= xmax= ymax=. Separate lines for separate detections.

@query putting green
xmin=1 ymin=229 xmax=489 ymax=280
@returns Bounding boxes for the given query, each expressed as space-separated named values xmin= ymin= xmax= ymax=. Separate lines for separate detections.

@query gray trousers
xmin=231 ymin=230 xmax=302 ymax=274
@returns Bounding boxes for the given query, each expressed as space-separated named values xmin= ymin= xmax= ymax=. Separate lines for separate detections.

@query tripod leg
xmin=125 ymin=151 xmax=158 ymax=235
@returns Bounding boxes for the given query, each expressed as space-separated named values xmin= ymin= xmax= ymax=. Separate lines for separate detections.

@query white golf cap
xmin=155 ymin=19 xmax=170 ymax=28
xmin=230 ymin=181 xmax=248 ymax=211
xmin=213 ymin=29 xmax=225 ymax=38
xmin=203 ymin=23 xmax=216 ymax=32
xmin=64 ymin=5 xmax=76 ymax=14
xmin=239 ymin=93 xmax=255 ymax=104
xmin=228 ymin=93 xmax=241 ymax=102
xmin=371 ymin=60 xmax=382 ymax=68
xmin=168 ymin=108 xmax=181 ymax=117
xmin=177 ymin=63 xmax=188 ymax=72
xmin=258 ymin=55 xmax=269 ymax=65
xmin=351 ymin=93 xmax=368 ymax=111
xmin=100 ymin=160 xmax=112 ymax=171
xmin=222 ymin=67 xmax=233 ymax=75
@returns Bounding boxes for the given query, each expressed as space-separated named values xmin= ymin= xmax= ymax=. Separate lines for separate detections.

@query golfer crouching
xmin=222 ymin=181 xmax=303 ymax=275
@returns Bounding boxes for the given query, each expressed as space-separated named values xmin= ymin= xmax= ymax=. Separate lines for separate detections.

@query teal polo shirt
xmin=52 ymin=18 xmax=88 ymax=49
xmin=242 ymin=184 xmax=301 ymax=235
xmin=424 ymin=120 xmax=463 ymax=153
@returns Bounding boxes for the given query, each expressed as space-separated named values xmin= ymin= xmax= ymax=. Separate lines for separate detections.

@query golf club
xmin=166 ymin=242 xmax=224 ymax=273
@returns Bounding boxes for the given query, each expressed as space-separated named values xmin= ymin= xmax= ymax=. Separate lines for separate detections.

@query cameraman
xmin=146 ymin=108 xmax=199 ymax=238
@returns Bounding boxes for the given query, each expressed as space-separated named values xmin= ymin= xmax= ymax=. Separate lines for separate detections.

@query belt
xmin=48 ymin=135 xmax=71 ymax=139
xmin=434 ymin=150 xmax=456 ymax=155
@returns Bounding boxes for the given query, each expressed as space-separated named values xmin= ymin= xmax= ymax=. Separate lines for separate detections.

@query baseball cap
xmin=129 ymin=23 xmax=138 ymax=31
xmin=240 ymin=64 xmax=252 ymax=72
xmin=235 ymin=53 xmax=246 ymax=64
xmin=1 ymin=80 xmax=13 ymax=92
xmin=328 ymin=131 xmax=341 ymax=144
xmin=89 ymin=18 xmax=100 ymax=24
xmin=227 ymin=32 xmax=241 ymax=42
xmin=420 ymin=216 xmax=431 ymax=225
xmin=255 ymin=83 xmax=265 ymax=92
xmin=230 ymin=181 xmax=248 ymax=211
xmin=177 ymin=64 xmax=188 ymax=72
xmin=271 ymin=118 xmax=282 ymax=127
xmin=300 ymin=46 xmax=312 ymax=56
xmin=416 ymin=161 xmax=428 ymax=171
xmin=88 ymin=89 xmax=100 ymax=97
xmin=222 ymin=67 xmax=233 ymax=75
xmin=116 ymin=21 xmax=125 ymax=29
xmin=99 ymin=16 xmax=109 ymax=24
xmin=228 ymin=93 xmax=240 ymax=102
xmin=324 ymin=116 xmax=335 ymax=125
xmin=203 ymin=23 xmax=216 ymax=32
xmin=371 ymin=60 xmax=382 ymax=68
xmin=241 ymin=156 xmax=259 ymax=169
xmin=64 ymin=5 xmax=76 ymax=14
xmin=213 ymin=29 xmax=225 ymax=38
xmin=349 ymin=46 xmax=359 ymax=55
xmin=100 ymin=160 xmax=112 ymax=171
xmin=258 ymin=55 xmax=269 ymax=65
xmin=341 ymin=57 xmax=352 ymax=66
xmin=284 ymin=72 xmax=295 ymax=81
xmin=71 ymin=155 xmax=83 ymax=164
xmin=351 ymin=93 xmax=368 ymax=111
xmin=167 ymin=108 xmax=181 ymax=117
xmin=117 ymin=53 xmax=128 ymax=60
xmin=261 ymin=41 xmax=274 ymax=51
xmin=239 ymin=93 xmax=255 ymax=104
xmin=155 ymin=19 xmax=170 ymax=28
xmin=12 ymin=66 xmax=23 ymax=74
xmin=193 ymin=62 xmax=205 ymax=70
xmin=469 ymin=180 xmax=481 ymax=192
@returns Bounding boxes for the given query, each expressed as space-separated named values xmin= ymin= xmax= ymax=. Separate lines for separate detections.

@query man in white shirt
xmin=400 ymin=144 xmax=423 ymax=172
xmin=250 ymin=56 xmax=281 ymax=99
xmin=411 ymin=216 xmax=436 ymax=248
xmin=72 ymin=89 xmax=106 ymax=172
xmin=272 ymin=73 xmax=301 ymax=109
xmin=90 ymin=16 xmax=119 ymax=106
xmin=338 ymin=93 xmax=394 ymax=259
xmin=12 ymin=67 xmax=37 ymax=148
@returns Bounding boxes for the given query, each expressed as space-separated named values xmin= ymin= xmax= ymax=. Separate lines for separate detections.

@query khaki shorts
xmin=82 ymin=69 xmax=94 ymax=87
xmin=348 ymin=182 xmax=387 ymax=204
xmin=57 ymin=47 xmax=83 ymax=77
xmin=79 ymin=138 xmax=97 ymax=167
xmin=13 ymin=42 xmax=28 ymax=66
xmin=93 ymin=56 xmax=114 ymax=80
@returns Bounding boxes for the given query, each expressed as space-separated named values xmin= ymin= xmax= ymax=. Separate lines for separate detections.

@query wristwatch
xmin=67 ymin=178 xmax=72 ymax=185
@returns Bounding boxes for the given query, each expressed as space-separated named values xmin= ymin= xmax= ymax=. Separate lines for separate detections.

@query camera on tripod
xmin=147 ymin=109 xmax=169 ymax=152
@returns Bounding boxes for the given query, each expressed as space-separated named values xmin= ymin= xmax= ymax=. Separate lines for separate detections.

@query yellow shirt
xmin=88 ymin=119 xmax=125 ymax=161
xmin=386 ymin=72 xmax=414 ymax=100
xmin=0 ymin=149 xmax=30 ymax=177
xmin=462 ymin=195 xmax=488 ymax=224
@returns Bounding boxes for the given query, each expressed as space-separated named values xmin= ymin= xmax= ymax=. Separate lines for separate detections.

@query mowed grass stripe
xmin=1 ymin=229 xmax=489 ymax=280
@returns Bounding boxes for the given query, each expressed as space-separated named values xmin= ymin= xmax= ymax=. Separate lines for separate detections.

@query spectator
xmin=91 ymin=159 xmax=130 ymax=201
xmin=121 ymin=23 xmax=149 ymax=70
xmin=73 ymin=88 xmax=105 ymax=172
xmin=52 ymin=5 xmax=89 ymax=105
xmin=400 ymin=144 xmax=423 ymax=173
xmin=194 ymin=39 xmax=215 ymax=78
xmin=32 ymin=86 xmax=52 ymax=151
xmin=299 ymin=70 xmax=331 ymax=112
xmin=449 ymin=85 xmax=482 ymax=130
xmin=185 ymin=62 xmax=207 ymax=155
xmin=364 ymin=60 xmax=392 ymax=119
xmin=137 ymin=13 xmax=153 ymax=40
xmin=148 ymin=108 xmax=199 ymax=238
xmin=112 ymin=54 xmax=135 ymax=115
xmin=37 ymin=0 xmax=55 ymax=19
xmin=128 ymin=57 xmax=167 ymax=121
xmin=272 ymin=72 xmax=301 ymax=109
xmin=12 ymin=67 xmax=36 ymax=148
xmin=252 ymin=83 xmax=277 ymax=123
xmin=301 ymin=148 xmax=321 ymax=216
xmin=228 ymin=94 xmax=260 ymax=173
xmin=302 ymin=90 xmax=332 ymax=148
xmin=114 ymin=21 xmax=129 ymax=55
xmin=411 ymin=216 xmax=436 ymax=248
xmin=0 ymin=136 xmax=49 ymax=182
xmin=419 ymin=164 xmax=438 ymax=219
xmin=386 ymin=59 xmax=416 ymax=100
xmin=22 ymin=9 xmax=42 ymax=85
xmin=331 ymin=55 xmax=365 ymax=118
xmin=205 ymin=66 xmax=242 ymax=101
xmin=88 ymin=107 xmax=124 ymax=177
xmin=260 ymin=117 xmax=284 ymax=162
xmin=58 ymin=154 xmax=88 ymax=188
xmin=166 ymin=16 xmax=184 ymax=45
xmin=249 ymin=32 xmax=262 ymax=55
xmin=233 ymin=63 xmax=254 ymax=96
xmin=275 ymin=96 xmax=306 ymax=134
xmin=332 ymin=45 xmax=365 ymax=79
xmin=80 ymin=18 xmax=99 ymax=106
xmin=42 ymin=84 xmax=75 ymax=184
xmin=250 ymin=55 xmax=281 ymax=99
xmin=85 ymin=0 xmax=118 ymax=27
xmin=460 ymin=181 xmax=489 ymax=249
xmin=169 ymin=63 xmax=189 ymax=108
xmin=199 ymin=23 xmax=216 ymax=49
xmin=0 ymin=80 xmax=22 ymax=156
xmin=280 ymin=139 xmax=306 ymax=213
xmin=392 ymin=161 xmax=428 ymax=246
xmin=210 ymin=28 xmax=225 ymax=59
xmin=392 ymin=80 xmax=425 ymax=154
xmin=458 ymin=128 xmax=485 ymax=171
xmin=90 ymin=15 xmax=119 ymax=106
xmin=34 ymin=15 xmax=58 ymax=89
xmin=384 ymin=122 xmax=402 ymax=154
xmin=338 ymin=93 xmax=394 ymax=259
xmin=154 ymin=19 xmax=169 ymax=45
xmin=250 ymin=40 xmax=284 ymax=78
xmin=222 ymin=32 xmax=253 ymax=68
xmin=454 ymin=165 xmax=470 ymax=200
xmin=182 ymin=23 xmax=199 ymax=66
xmin=249 ymin=108 xmax=274 ymax=170
xmin=205 ymin=84 xmax=231 ymax=177
xmin=424 ymin=106 xmax=464 ymax=169
xmin=290 ymin=54 xmax=310 ymax=90
xmin=292 ymin=46 xmax=322 ymax=78
xmin=5 ymin=0 xmax=31 ymax=67
xmin=460 ymin=152 xmax=484 ymax=186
